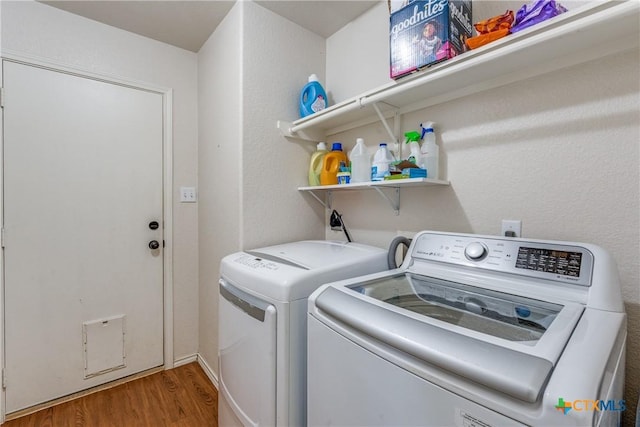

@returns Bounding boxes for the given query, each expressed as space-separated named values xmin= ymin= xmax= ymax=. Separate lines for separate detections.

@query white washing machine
xmin=308 ymin=231 xmax=626 ymax=427
xmin=218 ymin=240 xmax=388 ymax=427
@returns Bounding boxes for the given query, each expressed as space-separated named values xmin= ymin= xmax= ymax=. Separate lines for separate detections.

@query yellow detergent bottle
xmin=320 ymin=142 xmax=348 ymax=185
xmin=308 ymin=142 xmax=328 ymax=186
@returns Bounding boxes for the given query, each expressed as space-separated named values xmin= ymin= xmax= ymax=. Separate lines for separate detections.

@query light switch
xmin=180 ymin=187 xmax=197 ymax=203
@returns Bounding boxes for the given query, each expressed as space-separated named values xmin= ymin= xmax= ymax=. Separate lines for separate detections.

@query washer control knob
xmin=465 ymin=242 xmax=488 ymax=261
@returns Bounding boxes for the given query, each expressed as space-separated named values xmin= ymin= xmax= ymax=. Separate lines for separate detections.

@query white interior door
xmin=2 ymin=60 xmax=164 ymax=413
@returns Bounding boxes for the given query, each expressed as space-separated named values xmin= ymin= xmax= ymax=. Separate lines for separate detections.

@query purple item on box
xmin=510 ymin=0 xmax=567 ymax=34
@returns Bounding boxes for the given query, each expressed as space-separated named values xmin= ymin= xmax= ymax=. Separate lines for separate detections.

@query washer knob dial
xmin=465 ymin=242 xmax=488 ymax=261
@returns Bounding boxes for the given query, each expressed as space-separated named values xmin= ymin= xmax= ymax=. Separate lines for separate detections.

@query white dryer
xmin=308 ymin=231 xmax=626 ymax=427
xmin=218 ymin=240 xmax=388 ymax=427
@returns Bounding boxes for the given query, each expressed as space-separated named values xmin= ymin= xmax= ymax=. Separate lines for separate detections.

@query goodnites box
xmin=390 ymin=0 xmax=472 ymax=79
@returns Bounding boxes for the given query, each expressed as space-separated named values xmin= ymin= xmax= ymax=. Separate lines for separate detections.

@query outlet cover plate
xmin=502 ymin=220 xmax=522 ymax=237
xmin=180 ymin=187 xmax=197 ymax=203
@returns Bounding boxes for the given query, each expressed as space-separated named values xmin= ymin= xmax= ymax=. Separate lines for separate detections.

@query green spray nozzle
xmin=404 ymin=131 xmax=421 ymax=143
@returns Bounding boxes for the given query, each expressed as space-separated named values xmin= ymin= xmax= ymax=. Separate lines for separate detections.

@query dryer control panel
xmin=410 ymin=232 xmax=594 ymax=287
xmin=232 ymin=254 xmax=281 ymax=270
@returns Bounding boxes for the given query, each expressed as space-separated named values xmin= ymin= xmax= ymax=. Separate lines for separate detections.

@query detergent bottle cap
xmin=317 ymin=142 xmax=327 ymax=151
xmin=331 ymin=142 xmax=343 ymax=151
xmin=308 ymin=74 xmax=319 ymax=82
xmin=379 ymin=143 xmax=387 ymax=147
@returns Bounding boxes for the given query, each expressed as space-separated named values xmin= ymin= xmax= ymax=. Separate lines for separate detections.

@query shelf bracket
xmin=277 ymin=120 xmax=324 ymax=142
xmin=306 ymin=189 xmax=332 ymax=210
xmin=372 ymin=186 xmax=400 ymax=215
xmin=372 ymin=102 xmax=398 ymax=145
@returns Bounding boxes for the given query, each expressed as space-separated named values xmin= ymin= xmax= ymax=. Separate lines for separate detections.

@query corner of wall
xmin=196 ymin=0 xmax=244 ymax=377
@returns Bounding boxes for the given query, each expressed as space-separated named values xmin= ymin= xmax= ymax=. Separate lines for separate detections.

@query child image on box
xmin=413 ymin=20 xmax=444 ymax=63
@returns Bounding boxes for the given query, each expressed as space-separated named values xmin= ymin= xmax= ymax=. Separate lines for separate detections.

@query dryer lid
xmin=220 ymin=240 xmax=388 ymax=301
xmin=246 ymin=240 xmax=384 ymax=270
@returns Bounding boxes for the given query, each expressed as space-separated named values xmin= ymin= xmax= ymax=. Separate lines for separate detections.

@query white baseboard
xmin=172 ymin=353 xmax=218 ymax=390
xmin=173 ymin=354 xmax=198 ymax=367
xmin=196 ymin=353 xmax=219 ymax=389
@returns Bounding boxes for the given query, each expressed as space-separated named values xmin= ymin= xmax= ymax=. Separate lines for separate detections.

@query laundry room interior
xmin=1 ymin=0 xmax=638 ymax=426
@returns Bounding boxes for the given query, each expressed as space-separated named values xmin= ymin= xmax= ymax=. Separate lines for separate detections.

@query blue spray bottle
xmin=299 ymin=74 xmax=328 ymax=118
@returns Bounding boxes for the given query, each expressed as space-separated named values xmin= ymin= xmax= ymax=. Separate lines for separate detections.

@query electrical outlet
xmin=180 ymin=187 xmax=197 ymax=203
xmin=501 ymin=220 xmax=522 ymax=238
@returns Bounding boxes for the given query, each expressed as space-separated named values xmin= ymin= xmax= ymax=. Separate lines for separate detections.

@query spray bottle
xmin=404 ymin=131 xmax=422 ymax=166
xmin=420 ymin=122 xmax=439 ymax=179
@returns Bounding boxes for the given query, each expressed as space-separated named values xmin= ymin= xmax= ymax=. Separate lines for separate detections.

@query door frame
xmin=0 ymin=51 xmax=175 ymax=422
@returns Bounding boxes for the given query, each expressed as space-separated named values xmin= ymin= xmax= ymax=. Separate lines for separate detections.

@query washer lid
xmin=315 ymin=284 xmax=555 ymax=403
xmin=314 ymin=270 xmax=584 ymax=402
xmin=353 ymin=273 xmax=563 ymax=344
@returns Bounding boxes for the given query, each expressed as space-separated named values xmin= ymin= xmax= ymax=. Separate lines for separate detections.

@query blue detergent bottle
xmin=299 ymin=74 xmax=328 ymax=118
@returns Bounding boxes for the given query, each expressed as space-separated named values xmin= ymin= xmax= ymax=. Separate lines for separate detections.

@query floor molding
xmin=173 ymin=354 xmax=198 ymax=367
xmin=196 ymin=353 xmax=219 ymax=390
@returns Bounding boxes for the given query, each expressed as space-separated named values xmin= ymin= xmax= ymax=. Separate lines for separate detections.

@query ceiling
xmin=40 ymin=1 xmax=380 ymax=52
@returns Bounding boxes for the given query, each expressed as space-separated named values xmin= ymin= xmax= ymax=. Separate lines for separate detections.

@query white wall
xmin=196 ymin=0 xmax=243 ymax=375
xmin=325 ymin=3 xmax=640 ymax=423
xmin=241 ymin=1 xmax=327 ymax=249
xmin=1 ymin=0 xmax=200 ymax=362
xmin=326 ymin=3 xmax=389 ymax=103
xmin=197 ymin=0 xmax=328 ymax=374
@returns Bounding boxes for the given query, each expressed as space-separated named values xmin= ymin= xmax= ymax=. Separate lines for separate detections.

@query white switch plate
xmin=180 ymin=187 xmax=197 ymax=203
xmin=502 ymin=220 xmax=522 ymax=237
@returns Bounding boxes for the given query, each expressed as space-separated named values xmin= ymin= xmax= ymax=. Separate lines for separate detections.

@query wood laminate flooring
xmin=2 ymin=362 xmax=218 ymax=427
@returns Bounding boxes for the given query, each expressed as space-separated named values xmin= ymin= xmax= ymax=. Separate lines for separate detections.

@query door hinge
xmin=2 ymin=369 xmax=6 ymax=389
xmin=0 ymin=87 xmax=4 ymax=108
xmin=1 ymin=228 xmax=4 ymax=248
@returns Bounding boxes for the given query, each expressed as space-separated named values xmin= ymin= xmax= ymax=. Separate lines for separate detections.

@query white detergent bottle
xmin=372 ymin=143 xmax=393 ymax=181
xmin=350 ymin=138 xmax=371 ymax=183
xmin=420 ymin=122 xmax=439 ymax=179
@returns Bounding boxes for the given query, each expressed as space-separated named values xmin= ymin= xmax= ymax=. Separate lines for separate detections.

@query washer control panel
xmin=464 ymin=242 xmax=488 ymax=260
xmin=411 ymin=233 xmax=594 ymax=287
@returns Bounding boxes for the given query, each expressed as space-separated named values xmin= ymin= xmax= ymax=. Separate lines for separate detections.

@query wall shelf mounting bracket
xmin=277 ymin=120 xmax=324 ymax=142
xmin=305 ymin=189 xmax=332 ymax=210
xmin=372 ymin=186 xmax=400 ymax=215
xmin=372 ymin=102 xmax=399 ymax=145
